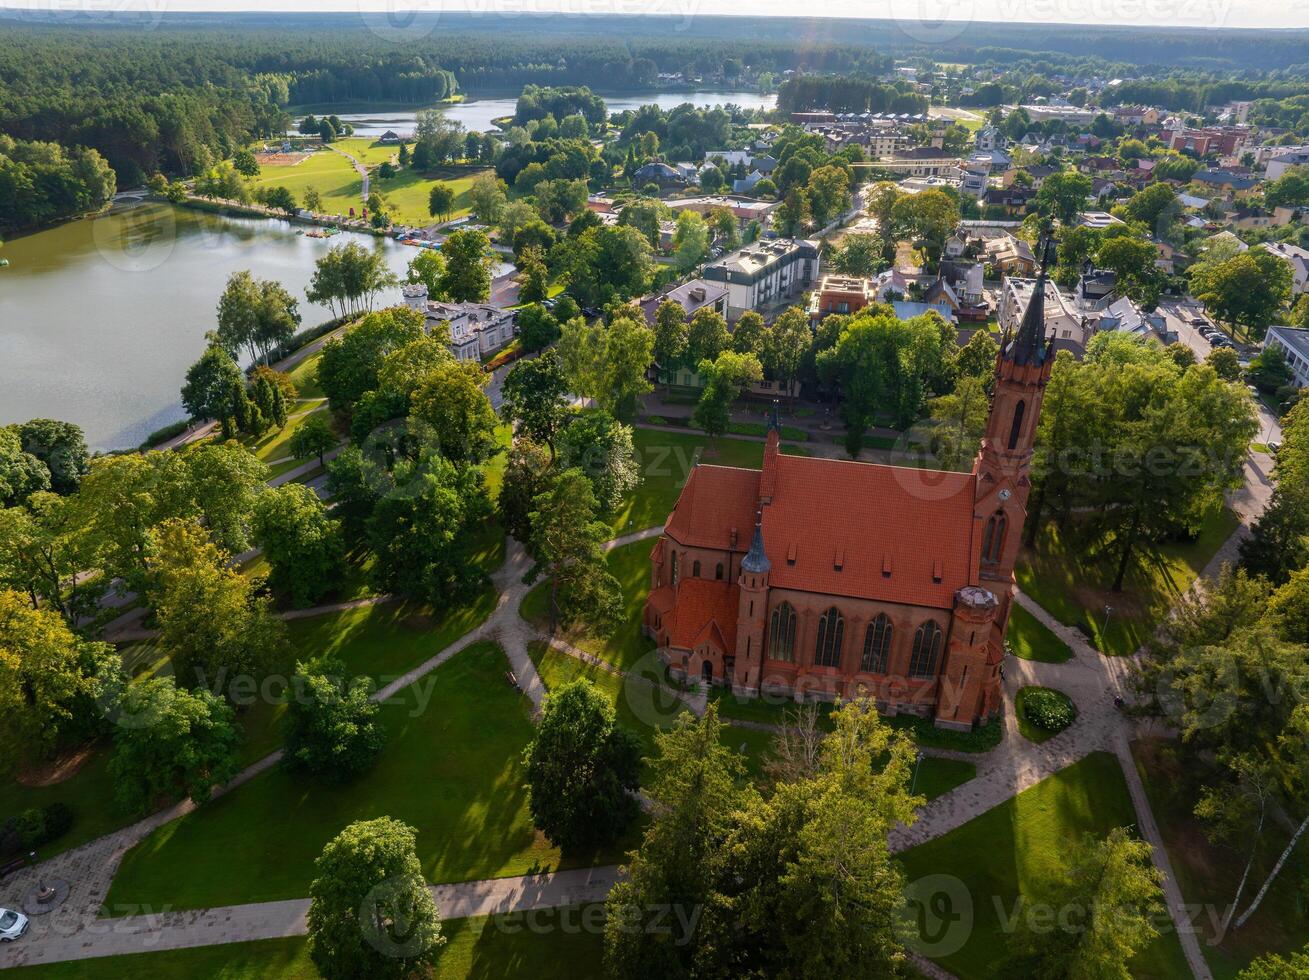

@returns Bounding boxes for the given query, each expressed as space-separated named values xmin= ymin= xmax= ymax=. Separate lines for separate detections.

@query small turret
xmin=741 ymin=510 xmax=770 ymax=574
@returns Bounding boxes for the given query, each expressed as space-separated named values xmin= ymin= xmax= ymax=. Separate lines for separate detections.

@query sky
xmin=1 ymin=0 xmax=1306 ymax=30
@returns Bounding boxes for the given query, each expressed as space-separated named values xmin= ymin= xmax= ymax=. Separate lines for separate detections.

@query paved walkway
xmin=0 ymin=866 xmax=620 ymax=968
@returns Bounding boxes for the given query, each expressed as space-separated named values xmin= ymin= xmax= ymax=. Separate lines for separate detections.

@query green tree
xmin=891 ymin=189 xmax=960 ymax=257
xmin=501 ymin=351 xmax=569 ymax=458
xmin=367 ymin=454 xmax=489 ymax=605
xmin=1238 ymin=945 xmax=1309 ymax=979
xmin=672 ymin=210 xmax=710 ymax=271
xmin=108 ymin=677 xmax=240 ymax=815
xmin=0 ymin=429 xmax=50 ymax=507
xmin=1034 ymin=169 xmax=1092 ymax=225
xmin=806 ymin=164 xmax=852 ymax=226
xmin=1190 ymin=249 xmax=1293 ymax=339
xmin=16 ymin=419 xmax=88 ymax=495
xmin=405 ymin=248 xmax=447 ymax=300
xmin=181 ymin=344 xmax=244 ymax=424
xmin=264 ymin=185 xmax=297 ymax=214
xmin=439 ymin=228 xmax=494 ymax=303
xmin=302 ymin=186 xmax=322 ymax=212
xmin=289 ymin=412 xmax=338 ymax=467
xmin=1095 ymin=234 xmax=1163 ymax=309
xmin=0 ymin=590 xmax=119 ymax=776
xmin=604 ymin=706 xmax=744 ymax=978
xmin=928 ymin=374 xmax=990 ymax=471
xmin=307 ymin=817 xmax=444 ymax=980
xmin=409 ymin=359 xmax=499 ymax=466
xmin=147 ymin=518 xmax=286 ymax=694
xmin=0 ymin=493 xmax=98 ymax=626
xmin=306 ymin=242 xmax=400 ymax=320
xmin=1005 ymin=828 xmax=1165 ymax=980
xmin=516 ymin=302 xmax=560 ymax=351
xmin=523 ymin=678 xmax=641 ymax=848
xmin=316 ymin=306 xmax=426 ymax=413
xmin=1119 ymin=182 xmax=1177 ymax=231
xmin=181 ymin=439 xmax=269 ymax=553
xmin=498 ymin=439 xmax=554 ymax=543
xmin=694 ymin=351 xmax=763 ymax=440
xmin=283 ymin=658 xmax=383 ymax=781
xmin=830 ymin=233 xmax=886 ymax=277
xmin=652 ymin=299 xmax=688 ymax=392
xmin=1206 ymin=346 xmax=1242 ymax=382
xmin=767 ymin=307 xmax=812 ymax=407
xmin=516 ymin=245 xmax=550 ymax=305
xmin=460 ymin=172 xmax=504 ymax=226
xmin=251 ymin=484 xmax=345 ymax=607
xmin=428 ymin=182 xmax=455 ymax=221
xmin=526 ymin=468 xmax=622 ymax=634
xmin=1247 ymin=344 xmax=1293 ymax=393
xmin=599 ymin=310 xmax=655 ymax=420
xmin=557 ymin=409 xmax=639 ymax=514
xmin=686 ymin=307 xmax=730 ymax=366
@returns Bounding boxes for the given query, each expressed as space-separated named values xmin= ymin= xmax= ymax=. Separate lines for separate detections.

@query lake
xmin=331 ymin=89 xmax=777 ymax=136
xmin=0 ymin=204 xmax=425 ymax=451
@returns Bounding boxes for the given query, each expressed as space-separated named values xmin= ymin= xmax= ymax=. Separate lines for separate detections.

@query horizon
xmin=1 ymin=3 xmax=1307 ymax=32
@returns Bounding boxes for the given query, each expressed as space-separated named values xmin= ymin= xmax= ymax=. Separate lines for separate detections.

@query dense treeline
xmin=0 ymin=134 xmax=116 ymax=232
xmin=776 ymin=75 xmax=928 ymax=115
xmin=514 ymin=86 xmax=608 ymax=127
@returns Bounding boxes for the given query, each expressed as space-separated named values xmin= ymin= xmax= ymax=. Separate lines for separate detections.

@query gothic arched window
xmin=909 ymin=620 xmax=944 ymax=678
xmin=715 ymin=562 xmax=724 ymax=580
xmin=982 ymin=511 xmax=1008 ymax=565
xmin=861 ymin=614 xmax=893 ymax=673
xmin=670 ymin=550 xmax=679 ymax=585
xmin=1007 ymin=399 xmax=1027 ymax=451
xmin=815 ymin=607 xmax=844 ymax=668
xmin=769 ymin=602 xmax=797 ymax=662
xmin=692 ymin=559 xmax=701 ymax=578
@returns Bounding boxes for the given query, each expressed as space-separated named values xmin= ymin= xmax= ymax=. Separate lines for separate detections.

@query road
xmin=1157 ymin=296 xmax=1283 ymax=444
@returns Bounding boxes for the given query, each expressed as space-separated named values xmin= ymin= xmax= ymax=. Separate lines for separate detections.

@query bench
xmin=504 ymin=670 xmax=519 ymax=690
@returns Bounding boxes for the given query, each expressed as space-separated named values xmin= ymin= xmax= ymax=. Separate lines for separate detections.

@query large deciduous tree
xmin=108 ymin=677 xmax=240 ymax=815
xmin=525 ymin=467 xmax=621 ymax=635
xmin=283 ymin=658 xmax=384 ymax=782
xmin=251 ymin=484 xmax=345 ymax=607
xmin=523 ymin=678 xmax=641 ymax=848
xmin=307 ymin=817 xmax=444 ymax=980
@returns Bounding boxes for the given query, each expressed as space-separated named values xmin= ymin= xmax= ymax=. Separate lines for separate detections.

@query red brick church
xmin=643 ymin=258 xmax=1057 ymax=730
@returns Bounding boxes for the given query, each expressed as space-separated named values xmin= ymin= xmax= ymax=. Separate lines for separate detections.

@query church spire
xmin=1005 ymin=236 xmax=1055 ymax=368
xmin=741 ymin=510 xmax=770 ymax=574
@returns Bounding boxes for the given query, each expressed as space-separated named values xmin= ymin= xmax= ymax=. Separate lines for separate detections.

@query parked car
xmin=0 ymin=908 xmax=28 ymax=942
xmin=1190 ymin=316 xmax=1209 ymax=327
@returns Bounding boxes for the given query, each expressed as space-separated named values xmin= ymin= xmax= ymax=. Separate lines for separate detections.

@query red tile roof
xmin=663 ymin=578 xmax=739 ymax=652
xmin=663 ymin=453 xmax=979 ymax=611
xmin=766 ymin=455 xmax=977 ymax=608
xmin=664 ymin=465 xmax=760 ymax=553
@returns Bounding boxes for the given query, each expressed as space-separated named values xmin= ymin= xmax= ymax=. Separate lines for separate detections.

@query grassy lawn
xmin=617 ymin=427 xmax=807 ymax=535
xmin=1013 ymin=686 xmax=1076 ymax=744
xmin=249 ymin=146 xmax=361 ymax=217
xmin=899 ymin=752 xmax=1192 ymax=979
xmin=1131 ymin=738 xmax=1309 ymax=979
xmin=1006 ymin=603 xmax=1073 ymax=663
xmin=520 ymin=538 xmax=656 ymax=672
xmin=283 ymin=348 xmax=326 ymax=400
xmin=525 ymin=641 xmax=972 ymax=799
xmin=0 ymin=745 xmax=122 ymax=861
xmin=4 ymin=906 xmax=607 ymax=979
xmin=371 ymin=165 xmax=489 ymax=228
xmin=245 ymin=402 xmax=334 ymax=466
xmin=106 ymin=642 xmax=623 ymax=913
xmin=1015 ymin=506 xmax=1239 ymax=656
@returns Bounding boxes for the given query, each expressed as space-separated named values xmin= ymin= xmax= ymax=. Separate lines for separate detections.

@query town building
xmin=402 ymin=285 xmax=518 ymax=361
xmin=1259 ymin=242 xmax=1309 ymax=296
xmin=637 ymin=278 xmax=729 ymax=325
xmin=643 ymin=256 xmax=1062 ymax=729
xmin=807 ymin=275 xmax=876 ymax=323
xmin=1265 ymin=147 xmax=1309 ymax=180
xmin=701 ymin=238 xmax=822 ymax=319
xmin=1265 ymin=326 xmax=1309 ymax=389
xmin=999 ymin=276 xmax=1091 ymax=356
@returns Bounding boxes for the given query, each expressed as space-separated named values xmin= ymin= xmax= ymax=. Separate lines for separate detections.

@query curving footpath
xmin=1 ymin=512 xmax=1248 ymax=975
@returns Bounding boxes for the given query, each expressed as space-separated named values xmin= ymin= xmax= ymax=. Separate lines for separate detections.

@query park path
xmin=4 ymin=464 xmax=1269 ymax=973
xmin=0 ymin=865 xmax=621 ymax=969
xmin=328 ymin=145 xmax=369 ymax=205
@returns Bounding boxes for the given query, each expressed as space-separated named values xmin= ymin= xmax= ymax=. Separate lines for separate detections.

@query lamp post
xmin=1102 ymin=603 xmax=1113 ymax=640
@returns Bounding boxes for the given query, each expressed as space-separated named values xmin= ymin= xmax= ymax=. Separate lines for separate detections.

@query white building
xmin=700 ymin=238 xmax=822 ymax=319
xmin=1259 ymin=242 xmax=1309 ymax=296
xmin=999 ymin=277 xmax=1093 ymax=356
xmin=402 ymin=284 xmax=518 ymax=361
xmin=1265 ymin=326 xmax=1309 ymax=389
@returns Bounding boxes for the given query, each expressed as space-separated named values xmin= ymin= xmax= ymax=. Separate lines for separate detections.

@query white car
xmin=0 ymin=908 xmax=29 ymax=942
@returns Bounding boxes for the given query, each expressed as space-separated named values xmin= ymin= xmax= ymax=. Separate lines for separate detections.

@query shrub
xmin=1022 ymin=688 xmax=1077 ymax=732
xmin=14 ymin=808 xmax=45 ymax=850
xmin=140 ymin=420 xmax=189 ymax=449
xmin=41 ymin=803 xmax=74 ymax=843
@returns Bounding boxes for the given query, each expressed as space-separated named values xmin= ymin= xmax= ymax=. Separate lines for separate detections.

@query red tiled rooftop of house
xmin=662 ymin=578 xmax=739 ymax=652
xmin=663 ymin=465 xmax=761 ymax=553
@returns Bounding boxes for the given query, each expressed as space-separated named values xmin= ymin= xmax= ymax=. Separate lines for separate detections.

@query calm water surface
xmin=0 ymin=204 xmax=419 ymax=450
xmin=333 ymin=89 xmax=776 ymax=135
